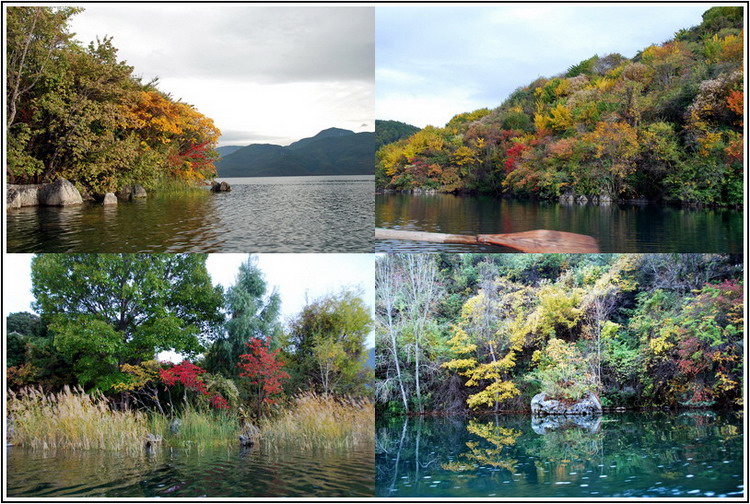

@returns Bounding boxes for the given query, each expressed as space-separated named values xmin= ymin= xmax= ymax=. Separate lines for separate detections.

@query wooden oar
xmin=375 ymin=228 xmax=599 ymax=253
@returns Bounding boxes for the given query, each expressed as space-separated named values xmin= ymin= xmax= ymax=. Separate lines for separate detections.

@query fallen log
xmin=375 ymin=228 xmax=599 ymax=253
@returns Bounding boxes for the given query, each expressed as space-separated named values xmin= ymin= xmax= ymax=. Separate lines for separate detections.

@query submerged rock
xmin=531 ymin=392 xmax=602 ymax=416
xmin=239 ymin=422 xmax=260 ymax=446
xmin=39 ymin=179 xmax=83 ymax=206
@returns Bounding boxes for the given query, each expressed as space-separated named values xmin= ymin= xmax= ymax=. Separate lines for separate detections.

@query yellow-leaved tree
xmin=442 ymin=265 xmax=529 ymax=410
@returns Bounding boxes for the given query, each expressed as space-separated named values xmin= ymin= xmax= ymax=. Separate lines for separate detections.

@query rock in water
xmin=102 ymin=192 xmax=118 ymax=206
xmin=531 ymin=392 xmax=602 ymax=416
xmin=40 ymin=179 xmax=83 ymax=206
xmin=531 ymin=415 xmax=602 ymax=434
xmin=115 ymin=186 xmax=132 ymax=201
xmin=7 ymin=184 xmax=42 ymax=209
xmin=131 ymin=184 xmax=147 ymax=199
xmin=211 ymin=181 xmax=231 ymax=192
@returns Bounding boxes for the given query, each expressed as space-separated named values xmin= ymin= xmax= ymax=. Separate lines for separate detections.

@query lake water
xmin=376 ymin=412 xmax=744 ymax=498
xmin=6 ymin=176 xmax=374 ymax=253
xmin=375 ymin=193 xmax=743 ymax=253
xmin=7 ymin=442 xmax=374 ymax=497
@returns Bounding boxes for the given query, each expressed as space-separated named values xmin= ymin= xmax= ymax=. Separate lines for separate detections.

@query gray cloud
xmin=73 ymin=6 xmax=374 ymax=84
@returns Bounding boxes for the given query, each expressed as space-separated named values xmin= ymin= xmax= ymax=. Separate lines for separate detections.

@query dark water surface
xmin=7 ymin=176 xmax=374 ymax=253
xmin=375 ymin=193 xmax=743 ymax=253
xmin=376 ymin=412 xmax=744 ymax=498
xmin=7 ymin=442 xmax=374 ymax=497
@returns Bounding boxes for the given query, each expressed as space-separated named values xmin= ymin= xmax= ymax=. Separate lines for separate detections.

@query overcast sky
xmin=377 ymin=4 xmax=716 ymax=128
xmin=69 ymin=5 xmax=374 ymax=146
xmin=3 ymin=254 xmax=375 ymax=348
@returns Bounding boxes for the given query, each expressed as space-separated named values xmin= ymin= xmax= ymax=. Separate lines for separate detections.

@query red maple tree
xmin=237 ymin=337 xmax=290 ymax=416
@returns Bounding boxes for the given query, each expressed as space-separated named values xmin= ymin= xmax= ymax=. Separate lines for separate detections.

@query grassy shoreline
xmin=8 ymin=387 xmax=373 ymax=453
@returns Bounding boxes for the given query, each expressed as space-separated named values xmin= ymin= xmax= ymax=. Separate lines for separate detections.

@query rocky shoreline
xmin=7 ymin=179 xmax=230 ymax=211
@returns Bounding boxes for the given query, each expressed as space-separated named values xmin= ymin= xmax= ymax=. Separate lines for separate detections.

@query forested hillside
xmin=375 ymin=254 xmax=743 ymax=415
xmin=6 ymin=7 xmax=221 ymax=195
xmin=375 ymin=119 xmax=420 ymax=148
xmin=376 ymin=7 xmax=743 ymax=206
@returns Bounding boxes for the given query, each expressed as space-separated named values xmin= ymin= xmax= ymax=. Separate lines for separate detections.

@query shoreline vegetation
xmin=7 ymin=387 xmax=373 ymax=453
xmin=7 ymin=254 xmax=375 ymax=457
xmin=375 ymin=254 xmax=743 ymax=418
xmin=7 ymin=7 xmax=221 ymax=206
xmin=375 ymin=7 xmax=744 ymax=209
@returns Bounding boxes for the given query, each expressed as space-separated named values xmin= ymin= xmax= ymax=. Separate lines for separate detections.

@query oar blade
xmin=478 ymin=230 xmax=600 ymax=253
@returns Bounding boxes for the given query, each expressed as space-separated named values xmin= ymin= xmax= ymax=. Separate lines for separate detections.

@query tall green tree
xmin=204 ymin=256 xmax=282 ymax=378
xmin=31 ymin=254 xmax=224 ymax=390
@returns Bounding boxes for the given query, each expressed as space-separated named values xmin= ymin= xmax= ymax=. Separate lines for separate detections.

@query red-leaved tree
xmin=237 ymin=337 xmax=289 ymax=417
xmin=160 ymin=360 xmax=227 ymax=411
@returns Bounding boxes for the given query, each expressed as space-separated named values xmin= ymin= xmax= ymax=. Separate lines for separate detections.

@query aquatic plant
xmin=259 ymin=393 xmax=374 ymax=451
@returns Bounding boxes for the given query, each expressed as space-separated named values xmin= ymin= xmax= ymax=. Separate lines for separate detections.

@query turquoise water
xmin=376 ymin=412 xmax=744 ymax=498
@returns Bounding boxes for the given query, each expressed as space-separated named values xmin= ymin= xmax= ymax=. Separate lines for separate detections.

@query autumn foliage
xmin=238 ymin=338 xmax=290 ymax=414
xmin=376 ymin=7 xmax=744 ymax=206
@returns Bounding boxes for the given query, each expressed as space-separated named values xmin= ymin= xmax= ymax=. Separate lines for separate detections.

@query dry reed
xmin=258 ymin=392 xmax=374 ymax=451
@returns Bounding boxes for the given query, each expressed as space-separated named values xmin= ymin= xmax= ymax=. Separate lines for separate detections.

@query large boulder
xmin=531 ymin=392 xmax=602 ymax=416
xmin=39 ymin=179 xmax=83 ymax=206
xmin=7 ymin=184 xmax=42 ymax=209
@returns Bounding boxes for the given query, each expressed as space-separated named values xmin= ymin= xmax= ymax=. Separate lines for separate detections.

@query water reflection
xmin=376 ymin=412 xmax=744 ymax=498
xmin=8 ymin=442 xmax=375 ymax=497
xmin=376 ymin=193 xmax=743 ymax=253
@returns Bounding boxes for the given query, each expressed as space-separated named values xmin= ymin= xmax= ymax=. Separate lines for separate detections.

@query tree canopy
xmin=6 ymin=6 xmax=221 ymax=194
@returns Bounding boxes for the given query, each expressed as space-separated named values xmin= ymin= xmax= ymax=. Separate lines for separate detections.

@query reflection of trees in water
xmin=442 ymin=419 xmax=520 ymax=473
xmin=376 ymin=412 xmax=744 ymax=495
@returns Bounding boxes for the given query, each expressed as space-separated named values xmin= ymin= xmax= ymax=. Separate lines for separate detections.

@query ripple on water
xmin=7 ymin=443 xmax=375 ymax=497
xmin=7 ymin=176 xmax=374 ymax=253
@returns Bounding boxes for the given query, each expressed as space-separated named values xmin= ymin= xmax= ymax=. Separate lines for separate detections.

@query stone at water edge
xmin=211 ymin=181 xmax=231 ymax=192
xmin=531 ymin=392 xmax=602 ymax=416
xmin=169 ymin=418 xmax=181 ymax=435
xmin=102 ymin=193 xmax=118 ymax=206
xmin=6 ymin=184 xmax=42 ymax=209
xmin=39 ymin=179 xmax=83 ymax=206
xmin=131 ymin=184 xmax=148 ymax=199
xmin=115 ymin=186 xmax=132 ymax=201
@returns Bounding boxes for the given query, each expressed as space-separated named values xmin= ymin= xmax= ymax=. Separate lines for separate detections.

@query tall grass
xmin=7 ymin=386 xmax=148 ymax=452
xmin=149 ymin=405 xmax=238 ymax=448
xmin=259 ymin=393 xmax=374 ymax=451
xmin=149 ymin=176 xmax=210 ymax=198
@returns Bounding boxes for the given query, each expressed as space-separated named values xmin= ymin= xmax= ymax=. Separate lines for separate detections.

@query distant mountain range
xmin=215 ymin=127 xmax=375 ymax=177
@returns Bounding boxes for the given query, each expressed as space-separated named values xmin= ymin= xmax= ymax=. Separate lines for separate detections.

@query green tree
xmin=285 ymin=288 xmax=373 ymax=396
xmin=31 ymin=254 xmax=224 ymax=390
xmin=204 ymin=255 xmax=282 ymax=378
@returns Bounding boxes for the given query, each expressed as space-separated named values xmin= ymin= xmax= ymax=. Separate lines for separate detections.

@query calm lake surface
xmin=376 ymin=412 xmax=744 ymax=498
xmin=376 ymin=193 xmax=743 ymax=253
xmin=7 ymin=442 xmax=374 ymax=497
xmin=7 ymin=176 xmax=374 ymax=253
